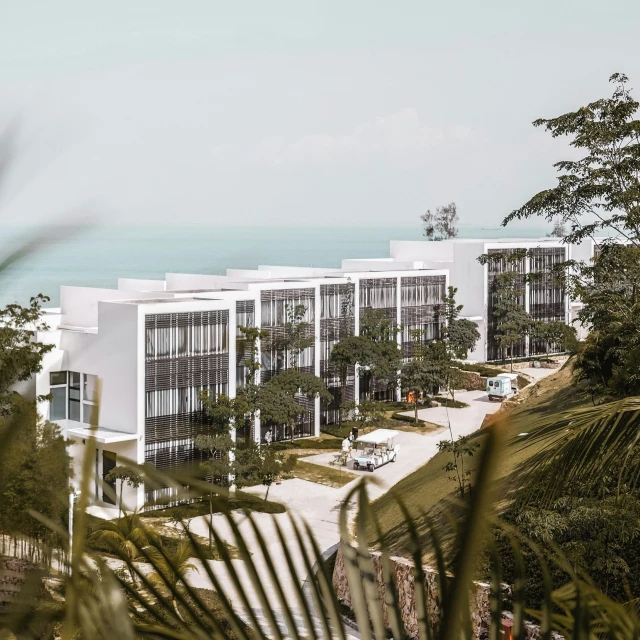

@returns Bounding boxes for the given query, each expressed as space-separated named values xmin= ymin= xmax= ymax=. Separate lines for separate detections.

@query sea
xmin=0 ymin=224 xmax=549 ymax=307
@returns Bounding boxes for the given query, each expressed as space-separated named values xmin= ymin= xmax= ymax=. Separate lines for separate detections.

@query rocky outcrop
xmin=332 ymin=545 xmax=554 ymax=639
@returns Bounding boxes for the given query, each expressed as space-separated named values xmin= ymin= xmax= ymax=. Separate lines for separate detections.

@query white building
xmin=30 ymin=236 xmax=599 ymax=511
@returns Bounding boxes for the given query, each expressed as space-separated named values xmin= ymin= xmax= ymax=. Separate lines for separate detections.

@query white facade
xmin=31 ymin=236 xmax=599 ymax=511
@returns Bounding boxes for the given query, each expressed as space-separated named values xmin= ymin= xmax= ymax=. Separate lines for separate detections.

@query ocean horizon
xmin=0 ymin=223 xmax=551 ymax=307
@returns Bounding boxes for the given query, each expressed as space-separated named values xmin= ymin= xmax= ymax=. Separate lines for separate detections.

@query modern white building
xmin=29 ymin=236 xmax=599 ymax=511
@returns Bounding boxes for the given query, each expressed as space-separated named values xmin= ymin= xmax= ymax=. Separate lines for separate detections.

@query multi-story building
xmin=32 ymin=263 xmax=447 ymax=510
xmin=28 ymin=235 xmax=603 ymax=511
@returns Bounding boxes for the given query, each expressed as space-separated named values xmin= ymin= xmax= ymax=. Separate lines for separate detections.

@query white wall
xmin=118 ymin=278 xmax=167 ymax=292
xmin=165 ymin=273 xmax=227 ymax=290
xmin=60 ymin=286 xmax=169 ymax=327
xmin=95 ymin=301 xmax=140 ymax=435
xmin=390 ymin=240 xmax=456 ymax=262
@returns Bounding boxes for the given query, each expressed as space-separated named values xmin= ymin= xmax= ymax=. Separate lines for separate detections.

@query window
xmin=50 ymin=387 xmax=67 ymax=421
xmin=50 ymin=371 xmax=67 ymax=386
xmin=69 ymin=371 xmax=81 ymax=422
xmin=49 ymin=371 xmax=68 ymax=421
xmin=82 ymin=374 xmax=98 ymax=424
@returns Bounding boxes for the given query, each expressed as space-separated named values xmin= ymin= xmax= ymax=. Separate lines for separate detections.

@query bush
xmin=271 ymin=437 xmax=341 ymax=451
xmin=390 ymin=412 xmax=428 ymax=426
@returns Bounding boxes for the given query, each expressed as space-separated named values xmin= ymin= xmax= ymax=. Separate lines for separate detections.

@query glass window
xmin=50 ymin=387 xmax=67 ymax=420
xmin=83 ymin=374 xmax=97 ymax=401
xmin=69 ymin=372 xmax=81 ymax=422
xmin=50 ymin=371 xmax=67 ymax=386
xmin=69 ymin=400 xmax=80 ymax=422
xmin=82 ymin=403 xmax=94 ymax=424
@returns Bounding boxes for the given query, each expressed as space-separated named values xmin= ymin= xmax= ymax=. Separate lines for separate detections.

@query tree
xmin=530 ymin=320 xmax=577 ymax=358
xmin=195 ymin=392 xmax=248 ymax=552
xmin=104 ymin=466 xmax=144 ymax=519
xmin=443 ymin=286 xmax=480 ymax=359
xmin=503 ymin=74 xmax=640 ymax=248
xmin=401 ymin=340 xmax=449 ymax=423
xmin=147 ymin=540 xmax=199 ymax=620
xmin=421 ymin=202 xmax=459 ymax=241
xmin=359 ymin=309 xmax=402 ymax=400
xmin=500 ymin=73 xmax=640 ymax=394
xmin=547 ymin=218 xmax=566 ymax=238
xmin=0 ymin=397 xmax=71 ymax=566
xmin=491 ymin=271 xmax=531 ymax=370
xmin=437 ymin=434 xmax=480 ymax=498
xmin=257 ymin=447 xmax=282 ymax=501
xmin=236 ymin=325 xmax=270 ymax=442
xmin=258 ymin=369 xmax=332 ymax=441
xmin=88 ymin=514 xmax=161 ymax=583
xmin=329 ymin=336 xmax=374 ymax=424
xmin=274 ymin=303 xmax=314 ymax=370
xmin=0 ymin=294 xmax=53 ymax=414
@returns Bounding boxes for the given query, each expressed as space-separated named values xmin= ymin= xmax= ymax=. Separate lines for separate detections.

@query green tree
xmin=274 ymin=303 xmax=314 ymax=370
xmin=443 ymin=286 xmax=480 ymax=360
xmin=104 ymin=466 xmax=144 ymax=519
xmin=0 ymin=397 xmax=71 ymax=565
xmin=147 ymin=540 xmax=199 ymax=620
xmin=88 ymin=514 xmax=161 ymax=582
xmin=531 ymin=319 xmax=577 ymax=358
xmin=195 ymin=392 xmax=248 ymax=552
xmin=236 ymin=325 xmax=270 ymax=442
xmin=401 ymin=339 xmax=449 ymax=423
xmin=500 ymin=73 xmax=640 ymax=394
xmin=258 ymin=369 xmax=331 ymax=441
xmin=437 ymin=434 xmax=480 ymax=498
xmin=491 ymin=271 xmax=532 ymax=370
xmin=359 ymin=309 xmax=402 ymax=400
xmin=0 ymin=294 xmax=53 ymax=414
xmin=420 ymin=202 xmax=459 ymax=240
xmin=329 ymin=336 xmax=374 ymax=424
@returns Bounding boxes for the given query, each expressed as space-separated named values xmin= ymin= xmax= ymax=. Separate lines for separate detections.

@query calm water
xmin=0 ymin=224 xmax=548 ymax=307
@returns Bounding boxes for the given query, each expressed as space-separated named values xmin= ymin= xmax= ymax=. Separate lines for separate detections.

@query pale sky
xmin=1 ymin=0 xmax=639 ymax=228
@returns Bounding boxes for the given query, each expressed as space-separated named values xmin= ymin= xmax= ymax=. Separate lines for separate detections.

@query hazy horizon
xmin=2 ymin=1 xmax=639 ymax=230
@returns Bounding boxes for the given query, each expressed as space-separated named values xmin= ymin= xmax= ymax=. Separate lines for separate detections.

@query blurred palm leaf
xmin=517 ymin=397 xmax=640 ymax=504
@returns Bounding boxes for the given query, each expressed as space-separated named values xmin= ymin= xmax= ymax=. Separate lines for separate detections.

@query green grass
xmin=293 ymin=459 xmax=358 ymax=488
xmin=271 ymin=435 xmax=342 ymax=451
xmin=366 ymin=362 xmax=592 ymax=559
xmin=142 ymin=490 xmax=286 ymax=518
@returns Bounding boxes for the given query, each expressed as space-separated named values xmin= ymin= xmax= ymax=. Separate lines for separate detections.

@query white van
xmin=486 ymin=373 xmax=519 ymax=401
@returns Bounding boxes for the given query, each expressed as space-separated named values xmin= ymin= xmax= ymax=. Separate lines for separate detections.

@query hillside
xmin=366 ymin=361 xmax=592 ymax=558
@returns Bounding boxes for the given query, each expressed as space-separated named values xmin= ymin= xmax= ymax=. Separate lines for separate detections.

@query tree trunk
xmin=264 ymin=484 xmax=271 ymax=501
xmin=414 ymin=396 xmax=418 ymax=424
xmin=209 ymin=490 xmax=213 ymax=554
xmin=339 ymin=375 xmax=347 ymax=426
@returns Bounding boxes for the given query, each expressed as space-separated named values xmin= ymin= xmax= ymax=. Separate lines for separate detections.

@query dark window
xmin=50 ymin=371 xmax=67 ymax=386
xmin=102 ymin=450 xmax=117 ymax=505
xmin=50 ymin=387 xmax=67 ymax=421
xmin=69 ymin=371 xmax=81 ymax=422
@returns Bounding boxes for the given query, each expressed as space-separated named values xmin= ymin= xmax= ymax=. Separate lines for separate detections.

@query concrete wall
xmin=165 ymin=273 xmax=227 ymax=290
xmin=118 ymin=278 xmax=167 ymax=292
xmin=95 ymin=301 xmax=140 ymax=435
xmin=60 ymin=286 xmax=168 ymax=327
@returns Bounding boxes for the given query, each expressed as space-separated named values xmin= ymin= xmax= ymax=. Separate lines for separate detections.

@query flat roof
xmin=355 ymin=428 xmax=399 ymax=444
xmin=67 ymin=427 xmax=138 ymax=444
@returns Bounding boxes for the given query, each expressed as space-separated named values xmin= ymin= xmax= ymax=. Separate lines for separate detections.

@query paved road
xmin=182 ymin=389 xmax=511 ymax=636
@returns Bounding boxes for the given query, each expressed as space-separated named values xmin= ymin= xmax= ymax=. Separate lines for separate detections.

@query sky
xmin=0 ymin=0 xmax=639 ymax=229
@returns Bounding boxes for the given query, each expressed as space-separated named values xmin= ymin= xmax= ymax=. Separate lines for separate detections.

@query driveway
xmin=180 ymin=388 xmax=512 ymax=636
xmin=398 ymin=389 xmax=502 ymax=429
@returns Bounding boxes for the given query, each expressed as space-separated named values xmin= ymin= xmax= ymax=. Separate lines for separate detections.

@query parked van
xmin=486 ymin=373 xmax=518 ymax=401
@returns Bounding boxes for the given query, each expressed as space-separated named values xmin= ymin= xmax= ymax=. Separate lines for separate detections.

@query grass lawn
xmin=142 ymin=490 xmax=286 ymax=518
xmin=293 ymin=459 xmax=358 ymax=488
xmin=366 ymin=362 xmax=592 ymax=560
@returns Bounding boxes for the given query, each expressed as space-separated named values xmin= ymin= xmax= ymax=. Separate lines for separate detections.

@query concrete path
xmin=177 ymin=388 xmax=517 ymax=637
